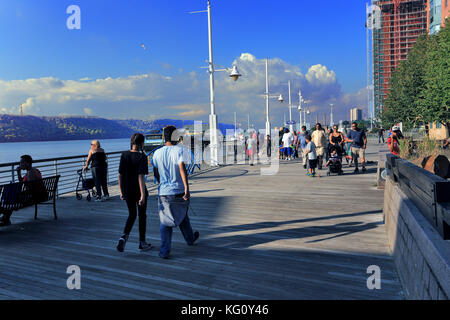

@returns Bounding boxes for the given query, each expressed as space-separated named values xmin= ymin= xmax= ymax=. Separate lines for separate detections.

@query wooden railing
xmin=386 ymin=153 xmax=450 ymax=239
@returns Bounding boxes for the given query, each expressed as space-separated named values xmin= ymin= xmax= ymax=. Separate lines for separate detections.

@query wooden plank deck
xmin=0 ymin=143 xmax=404 ymax=299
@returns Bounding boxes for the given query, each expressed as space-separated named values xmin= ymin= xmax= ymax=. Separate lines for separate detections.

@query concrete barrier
xmin=384 ymin=177 xmax=450 ymax=299
xmin=377 ymin=149 xmax=390 ymax=189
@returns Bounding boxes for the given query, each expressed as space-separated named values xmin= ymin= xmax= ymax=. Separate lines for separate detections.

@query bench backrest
xmin=0 ymin=176 xmax=60 ymax=211
xmin=0 ymin=182 xmax=23 ymax=211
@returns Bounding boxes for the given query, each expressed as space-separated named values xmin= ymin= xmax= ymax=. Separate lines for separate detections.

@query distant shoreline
xmin=0 ymin=137 xmax=129 ymax=144
xmin=0 ymin=114 xmax=235 ymax=143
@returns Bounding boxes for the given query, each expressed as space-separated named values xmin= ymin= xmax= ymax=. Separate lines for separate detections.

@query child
xmin=325 ymin=147 xmax=340 ymax=167
xmin=304 ymin=135 xmax=317 ymax=177
xmin=325 ymin=147 xmax=344 ymax=175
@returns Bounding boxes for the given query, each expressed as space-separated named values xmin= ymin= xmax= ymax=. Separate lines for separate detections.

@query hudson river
xmin=0 ymin=138 xmax=130 ymax=164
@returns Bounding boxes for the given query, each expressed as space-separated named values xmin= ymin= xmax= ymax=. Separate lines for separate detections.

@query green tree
xmin=382 ymin=35 xmax=429 ymax=129
xmin=421 ymin=21 xmax=450 ymax=127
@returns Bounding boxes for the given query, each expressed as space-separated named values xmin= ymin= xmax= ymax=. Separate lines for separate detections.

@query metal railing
xmin=0 ymin=139 xmax=248 ymax=197
xmin=0 ymin=151 xmax=124 ymax=197
xmin=0 ymin=147 xmax=209 ymax=197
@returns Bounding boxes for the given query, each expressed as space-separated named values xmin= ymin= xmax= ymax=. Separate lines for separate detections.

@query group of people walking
xmin=238 ymin=130 xmax=268 ymax=166
xmin=279 ymin=122 xmax=368 ymax=177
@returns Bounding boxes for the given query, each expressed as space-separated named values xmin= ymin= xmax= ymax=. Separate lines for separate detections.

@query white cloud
xmin=0 ymin=53 xmax=368 ymax=126
xmin=306 ymin=64 xmax=337 ymax=85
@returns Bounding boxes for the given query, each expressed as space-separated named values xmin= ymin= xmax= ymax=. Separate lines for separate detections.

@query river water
xmin=0 ymin=138 xmax=130 ymax=164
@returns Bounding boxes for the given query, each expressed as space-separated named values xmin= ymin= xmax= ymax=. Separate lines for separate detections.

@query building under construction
xmin=372 ymin=0 xmax=428 ymax=117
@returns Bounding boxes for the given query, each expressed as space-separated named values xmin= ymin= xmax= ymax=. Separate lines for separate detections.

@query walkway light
xmin=278 ymin=95 xmax=284 ymax=103
xmin=229 ymin=66 xmax=241 ymax=81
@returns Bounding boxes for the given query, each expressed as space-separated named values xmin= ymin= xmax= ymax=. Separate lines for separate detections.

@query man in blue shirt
xmin=152 ymin=126 xmax=199 ymax=259
xmin=346 ymin=122 xmax=367 ymax=173
xmin=299 ymin=126 xmax=309 ymax=169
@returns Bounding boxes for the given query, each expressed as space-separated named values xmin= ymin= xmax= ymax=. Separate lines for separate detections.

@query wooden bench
xmin=0 ymin=175 xmax=60 ymax=221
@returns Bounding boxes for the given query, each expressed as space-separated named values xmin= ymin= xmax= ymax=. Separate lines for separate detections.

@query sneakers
xmin=116 ymin=234 xmax=128 ymax=252
xmin=159 ymin=253 xmax=169 ymax=259
xmin=139 ymin=241 xmax=152 ymax=251
xmin=95 ymin=195 xmax=109 ymax=202
xmin=353 ymin=169 xmax=360 ymax=174
xmin=193 ymin=231 xmax=200 ymax=244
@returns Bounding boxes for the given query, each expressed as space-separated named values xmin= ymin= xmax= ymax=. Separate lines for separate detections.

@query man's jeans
xmin=160 ymin=214 xmax=195 ymax=257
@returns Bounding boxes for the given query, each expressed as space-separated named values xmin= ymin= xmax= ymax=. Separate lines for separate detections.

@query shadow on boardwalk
xmin=0 ymin=143 xmax=404 ymax=300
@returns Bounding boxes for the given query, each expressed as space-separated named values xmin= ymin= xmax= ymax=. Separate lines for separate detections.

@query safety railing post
xmin=54 ymin=160 xmax=59 ymax=198
xmin=11 ymin=164 xmax=15 ymax=183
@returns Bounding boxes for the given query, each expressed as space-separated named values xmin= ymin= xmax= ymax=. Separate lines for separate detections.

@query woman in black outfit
xmin=84 ymin=140 xmax=109 ymax=201
xmin=329 ymin=125 xmax=345 ymax=160
xmin=116 ymin=133 xmax=152 ymax=252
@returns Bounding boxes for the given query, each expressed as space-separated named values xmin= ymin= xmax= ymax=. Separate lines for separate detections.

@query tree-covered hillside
xmin=0 ymin=115 xmax=236 ymax=142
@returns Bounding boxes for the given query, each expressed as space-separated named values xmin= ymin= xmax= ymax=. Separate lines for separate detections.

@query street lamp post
xmin=265 ymin=58 xmax=270 ymax=139
xmin=288 ymin=80 xmax=293 ymax=132
xmin=190 ymin=1 xmax=242 ymax=166
xmin=263 ymin=58 xmax=284 ymax=140
xmin=302 ymin=101 xmax=310 ymax=128
xmin=298 ymin=90 xmax=304 ymax=129
xmin=330 ymin=103 xmax=334 ymax=127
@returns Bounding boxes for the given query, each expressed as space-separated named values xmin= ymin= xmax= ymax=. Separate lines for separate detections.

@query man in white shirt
xmin=282 ymin=130 xmax=294 ymax=160
xmin=311 ymin=123 xmax=327 ymax=169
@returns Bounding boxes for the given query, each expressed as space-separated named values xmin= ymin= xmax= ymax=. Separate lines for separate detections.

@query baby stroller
xmin=76 ymin=169 xmax=96 ymax=201
xmin=326 ymin=157 xmax=344 ymax=176
xmin=326 ymin=146 xmax=344 ymax=176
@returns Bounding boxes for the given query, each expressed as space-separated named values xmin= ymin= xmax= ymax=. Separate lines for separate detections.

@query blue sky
xmin=0 ymin=0 xmax=370 ymax=126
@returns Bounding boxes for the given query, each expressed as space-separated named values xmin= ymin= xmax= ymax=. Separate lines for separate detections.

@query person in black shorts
xmin=116 ymin=133 xmax=152 ymax=252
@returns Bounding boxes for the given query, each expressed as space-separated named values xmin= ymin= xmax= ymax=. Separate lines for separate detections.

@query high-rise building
xmin=372 ymin=0 xmax=428 ymax=117
xmin=350 ymin=108 xmax=363 ymax=122
xmin=427 ymin=0 xmax=450 ymax=34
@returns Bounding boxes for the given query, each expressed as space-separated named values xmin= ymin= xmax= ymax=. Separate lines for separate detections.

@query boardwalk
xmin=0 ymin=143 xmax=404 ymax=299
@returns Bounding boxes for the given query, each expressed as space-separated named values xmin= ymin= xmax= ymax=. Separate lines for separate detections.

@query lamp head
xmin=229 ymin=66 xmax=241 ymax=81
xmin=278 ymin=94 xmax=284 ymax=103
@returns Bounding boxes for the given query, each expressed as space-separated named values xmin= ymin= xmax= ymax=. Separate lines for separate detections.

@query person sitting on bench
xmin=0 ymin=155 xmax=43 ymax=226
xmin=17 ymin=155 xmax=42 ymax=183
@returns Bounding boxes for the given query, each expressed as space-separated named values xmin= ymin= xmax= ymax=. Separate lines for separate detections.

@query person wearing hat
xmin=387 ymin=126 xmax=403 ymax=156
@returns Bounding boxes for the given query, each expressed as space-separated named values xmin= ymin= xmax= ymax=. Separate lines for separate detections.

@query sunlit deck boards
xmin=0 ymin=143 xmax=404 ymax=299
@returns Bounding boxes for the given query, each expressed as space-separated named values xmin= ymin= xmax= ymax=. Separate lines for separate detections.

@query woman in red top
xmin=387 ymin=127 xmax=403 ymax=156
